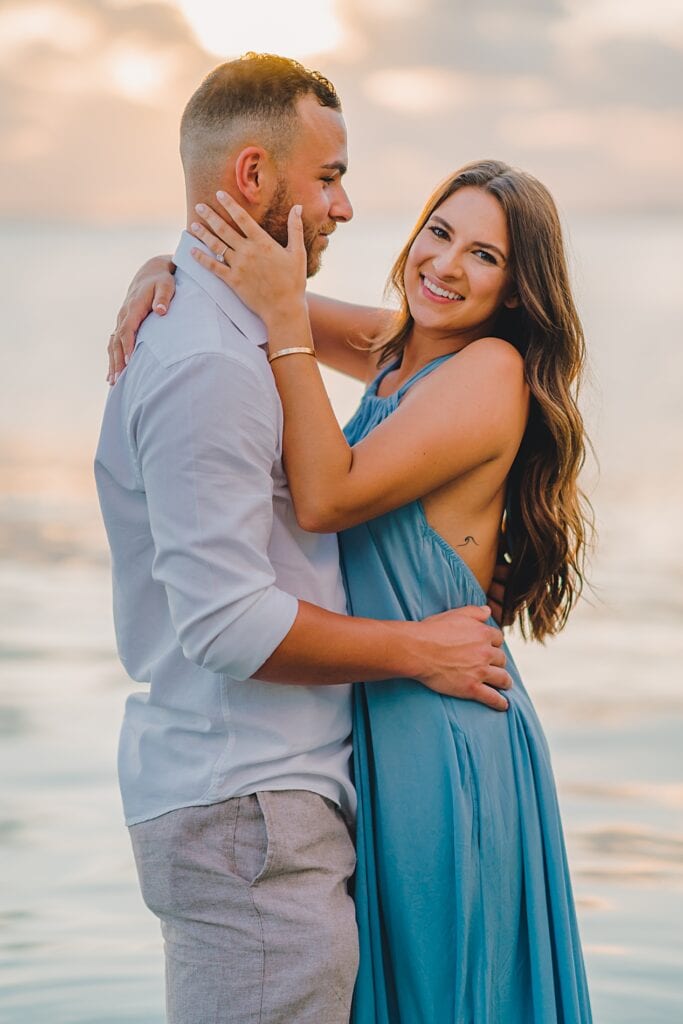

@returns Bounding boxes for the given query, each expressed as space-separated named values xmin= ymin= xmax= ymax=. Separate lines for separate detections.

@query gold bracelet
xmin=267 ymin=346 xmax=316 ymax=364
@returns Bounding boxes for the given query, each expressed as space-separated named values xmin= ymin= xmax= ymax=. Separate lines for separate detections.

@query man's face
xmin=263 ymin=93 xmax=353 ymax=277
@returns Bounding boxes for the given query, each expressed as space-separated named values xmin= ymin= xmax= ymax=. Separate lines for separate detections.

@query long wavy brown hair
xmin=375 ymin=159 xmax=593 ymax=641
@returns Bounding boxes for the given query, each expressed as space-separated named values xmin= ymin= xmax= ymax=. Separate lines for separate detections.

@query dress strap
xmin=369 ymin=359 xmax=401 ymax=396
xmin=395 ymin=352 xmax=458 ymax=401
xmin=369 ymin=352 xmax=459 ymax=401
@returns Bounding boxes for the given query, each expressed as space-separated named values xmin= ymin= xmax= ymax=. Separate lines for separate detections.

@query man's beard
xmin=261 ymin=179 xmax=330 ymax=278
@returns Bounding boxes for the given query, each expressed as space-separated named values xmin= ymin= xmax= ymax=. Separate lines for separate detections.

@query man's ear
xmin=234 ymin=146 xmax=273 ymax=205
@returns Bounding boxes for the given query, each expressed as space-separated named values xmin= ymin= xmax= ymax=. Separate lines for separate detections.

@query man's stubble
xmin=261 ymin=178 xmax=332 ymax=278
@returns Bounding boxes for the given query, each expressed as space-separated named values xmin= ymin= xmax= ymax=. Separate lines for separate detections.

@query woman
xmin=110 ymin=160 xmax=593 ymax=1022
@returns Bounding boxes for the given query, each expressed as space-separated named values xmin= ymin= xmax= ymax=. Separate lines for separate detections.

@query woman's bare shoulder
xmin=460 ymin=335 xmax=525 ymax=370
xmin=400 ymin=337 xmax=528 ymax=436
xmin=414 ymin=337 xmax=526 ymax=395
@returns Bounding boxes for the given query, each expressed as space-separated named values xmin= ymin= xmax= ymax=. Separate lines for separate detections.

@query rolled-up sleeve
xmin=132 ymin=351 xmax=299 ymax=681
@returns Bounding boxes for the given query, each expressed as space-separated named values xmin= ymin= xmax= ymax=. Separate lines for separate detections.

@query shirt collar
xmin=173 ymin=230 xmax=268 ymax=348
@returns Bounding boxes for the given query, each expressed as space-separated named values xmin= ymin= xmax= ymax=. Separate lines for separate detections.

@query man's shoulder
xmin=137 ymin=273 xmax=265 ymax=377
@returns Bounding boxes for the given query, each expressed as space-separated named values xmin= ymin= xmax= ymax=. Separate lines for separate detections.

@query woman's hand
xmin=107 ymin=256 xmax=176 ymax=383
xmin=190 ymin=192 xmax=308 ymax=345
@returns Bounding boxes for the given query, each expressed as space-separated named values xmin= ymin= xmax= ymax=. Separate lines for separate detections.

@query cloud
xmin=559 ymin=0 xmax=683 ymax=49
xmin=0 ymin=0 xmax=681 ymax=220
xmin=364 ymin=67 xmax=553 ymax=115
xmin=0 ymin=0 xmax=211 ymax=220
xmin=327 ymin=0 xmax=683 ymax=212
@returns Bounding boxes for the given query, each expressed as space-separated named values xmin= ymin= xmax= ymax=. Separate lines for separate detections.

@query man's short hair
xmin=180 ymin=53 xmax=341 ymax=176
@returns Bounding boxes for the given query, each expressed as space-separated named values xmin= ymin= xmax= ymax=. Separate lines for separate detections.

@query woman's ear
xmin=504 ymin=291 xmax=521 ymax=310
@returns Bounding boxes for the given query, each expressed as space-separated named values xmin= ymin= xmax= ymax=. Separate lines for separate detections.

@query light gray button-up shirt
xmin=95 ymin=232 xmax=354 ymax=825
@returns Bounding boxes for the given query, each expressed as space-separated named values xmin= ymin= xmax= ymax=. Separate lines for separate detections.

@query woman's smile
xmin=419 ymin=272 xmax=465 ymax=303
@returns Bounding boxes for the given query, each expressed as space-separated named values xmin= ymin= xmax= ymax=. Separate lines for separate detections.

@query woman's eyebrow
xmin=472 ymin=240 xmax=507 ymax=261
xmin=430 ymin=215 xmax=507 ymax=261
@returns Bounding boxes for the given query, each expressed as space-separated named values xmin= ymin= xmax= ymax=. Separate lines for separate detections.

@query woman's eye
xmin=428 ymin=225 xmax=449 ymax=240
xmin=474 ymin=249 xmax=497 ymax=264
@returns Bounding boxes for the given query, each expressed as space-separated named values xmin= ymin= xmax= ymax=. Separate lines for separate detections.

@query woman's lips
xmin=419 ymin=273 xmax=464 ymax=304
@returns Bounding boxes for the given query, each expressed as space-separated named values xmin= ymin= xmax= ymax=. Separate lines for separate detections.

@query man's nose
xmin=331 ymin=186 xmax=353 ymax=223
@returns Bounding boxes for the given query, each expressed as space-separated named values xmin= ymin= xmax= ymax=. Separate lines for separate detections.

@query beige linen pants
xmin=129 ymin=790 xmax=359 ymax=1024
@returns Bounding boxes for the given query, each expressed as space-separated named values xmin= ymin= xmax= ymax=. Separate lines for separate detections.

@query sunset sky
xmin=1 ymin=0 xmax=682 ymax=222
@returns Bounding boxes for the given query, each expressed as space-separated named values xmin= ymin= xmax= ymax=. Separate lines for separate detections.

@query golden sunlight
xmin=173 ymin=0 xmax=346 ymax=60
xmin=106 ymin=44 xmax=176 ymax=103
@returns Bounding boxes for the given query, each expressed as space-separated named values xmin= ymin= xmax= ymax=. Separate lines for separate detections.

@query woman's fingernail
xmin=155 ymin=303 xmax=167 ymax=314
xmin=195 ymin=203 xmax=206 ymax=213
xmin=124 ymin=353 xmax=130 ymax=365
xmin=191 ymin=222 xmax=200 ymax=232
xmin=216 ymin=190 xmax=227 ymax=200
xmin=114 ymin=372 xmax=120 ymax=384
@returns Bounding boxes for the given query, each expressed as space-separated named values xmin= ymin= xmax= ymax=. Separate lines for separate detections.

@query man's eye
xmin=321 ymin=176 xmax=335 ymax=184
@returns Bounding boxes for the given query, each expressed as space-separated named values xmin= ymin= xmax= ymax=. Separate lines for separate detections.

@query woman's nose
xmin=433 ymin=251 xmax=463 ymax=279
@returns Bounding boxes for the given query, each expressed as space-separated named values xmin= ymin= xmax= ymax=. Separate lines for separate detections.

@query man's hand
xmin=107 ymin=255 xmax=176 ymax=384
xmin=409 ymin=605 xmax=512 ymax=711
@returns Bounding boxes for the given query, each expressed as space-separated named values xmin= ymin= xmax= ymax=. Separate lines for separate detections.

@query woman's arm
xmin=268 ymin=327 xmax=528 ymax=533
xmin=189 ymin=195 xmax=529 ymax=533
xmin=305 ymin=294 xmax=395 ymax=382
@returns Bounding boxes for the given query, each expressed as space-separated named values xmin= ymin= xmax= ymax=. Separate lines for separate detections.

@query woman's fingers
xmin=152 ymin=277 xmax=175 ymax=317
xmin=190 ymin=220 xmax=234 ymax=262
xmin=191 ymin=246 xmax=233 ymax=282
xmin=286 ymin=204 xmax=305 ymax=254
xmin=214 ymin=190 xmax=259 ymax=238
xmin=116 ymin=316 xmax=138 ymax=361
xmin=194 ymin=201 xmax=247 ymax=249
xmin=107 ymin=334 xmax=115 ymax=381
xmin=107 ymin=332 xmax=126 ymax=384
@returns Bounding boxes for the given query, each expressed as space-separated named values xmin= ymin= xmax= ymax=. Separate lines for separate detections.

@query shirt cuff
xmin=206 ymin=587 xmax=300 ymax=682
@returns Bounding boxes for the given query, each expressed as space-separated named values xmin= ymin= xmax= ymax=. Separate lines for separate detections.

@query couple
xmin=96 ymin=53 xmax=593 ymax=1023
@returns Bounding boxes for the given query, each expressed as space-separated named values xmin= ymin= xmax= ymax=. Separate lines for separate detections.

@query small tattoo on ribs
xmin=457 ymin=536 xmax=479 ymax=548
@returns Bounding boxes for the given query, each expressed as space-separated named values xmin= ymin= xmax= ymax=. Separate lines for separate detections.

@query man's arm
xmin=256 ymin=599 xmax=509 ymax=710
xmin=135 ymin=351 xmax=511 ymax=710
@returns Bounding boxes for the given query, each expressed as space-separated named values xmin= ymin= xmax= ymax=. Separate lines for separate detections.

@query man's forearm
xmin=255 ymin=599 xmax=513 ymax=712
xmin=254 ymin=600 xmax=420 ymax=685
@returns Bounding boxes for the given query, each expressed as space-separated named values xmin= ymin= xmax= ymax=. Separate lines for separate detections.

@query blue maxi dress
xmin=340 ymin=355 xmax=593 ymax=1024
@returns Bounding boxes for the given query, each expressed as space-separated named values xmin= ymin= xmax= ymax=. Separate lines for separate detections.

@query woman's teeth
xmin=422 ymin=275 xmax=463 ymax=301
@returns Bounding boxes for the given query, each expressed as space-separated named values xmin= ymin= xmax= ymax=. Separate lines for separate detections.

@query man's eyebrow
xmin=320 ymin=161 xmax=347 ymax=176
xmin=430 ymin=215 xmax=507 ymax=261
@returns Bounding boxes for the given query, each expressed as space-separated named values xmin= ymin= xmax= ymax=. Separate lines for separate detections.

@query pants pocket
xmin=231 ymin=793 xmax=272 ymax=886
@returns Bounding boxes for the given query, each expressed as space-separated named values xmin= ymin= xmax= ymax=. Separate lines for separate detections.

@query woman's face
xmin=404 ymin=186 xmax=518 ymax=341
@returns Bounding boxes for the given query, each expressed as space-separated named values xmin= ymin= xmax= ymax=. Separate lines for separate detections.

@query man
xmin=96 ymin=54 xmax=510 ymax=1024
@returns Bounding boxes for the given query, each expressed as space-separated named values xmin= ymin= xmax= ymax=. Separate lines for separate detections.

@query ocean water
xmin=0 ymin=215 xmax=682 ymax=1022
